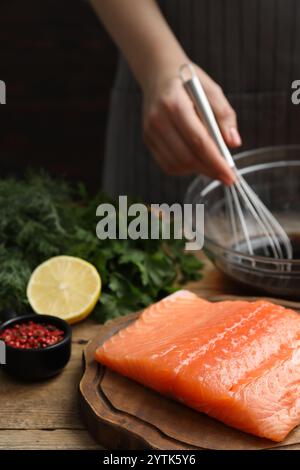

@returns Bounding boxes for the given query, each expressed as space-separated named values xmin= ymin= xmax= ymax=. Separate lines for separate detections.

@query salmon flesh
xmin=95 ymin=290 xmax=300 ymax=442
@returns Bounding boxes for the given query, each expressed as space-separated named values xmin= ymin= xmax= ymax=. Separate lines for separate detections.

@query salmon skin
xmin=95 ymin=290 xmax=300 ymax=442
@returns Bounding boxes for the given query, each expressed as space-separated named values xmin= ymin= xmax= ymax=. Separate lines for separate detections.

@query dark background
xmin=0 ymin=0 xmax=117 ymax=191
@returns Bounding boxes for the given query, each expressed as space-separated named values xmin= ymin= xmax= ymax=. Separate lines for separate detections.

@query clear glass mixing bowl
xmin=185 ymin=146 xmax=300 ymax=298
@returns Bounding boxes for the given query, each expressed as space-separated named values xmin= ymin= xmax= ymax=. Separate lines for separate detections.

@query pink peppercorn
xmin=0 ymin=321 xmax=64 ymax=349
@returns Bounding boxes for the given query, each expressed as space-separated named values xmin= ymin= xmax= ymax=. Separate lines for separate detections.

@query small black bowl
xmin=0 ymin=309 xmax=72 ymax=381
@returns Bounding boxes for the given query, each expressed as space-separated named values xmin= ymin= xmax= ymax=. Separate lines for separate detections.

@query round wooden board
xmin=79 ymin=295 xmax=300 ymax=450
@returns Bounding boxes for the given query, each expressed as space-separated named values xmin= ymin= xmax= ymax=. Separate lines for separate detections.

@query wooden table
xmin=0 ymin=255 xmax=246 ymax=450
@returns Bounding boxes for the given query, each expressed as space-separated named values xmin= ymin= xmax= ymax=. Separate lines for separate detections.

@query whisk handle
xmin=180 ymin=64 xmax=235 ymax=168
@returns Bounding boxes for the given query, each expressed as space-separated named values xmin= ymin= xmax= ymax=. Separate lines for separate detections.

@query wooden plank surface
xmin=0 ymin=254 xmax=260 ymax=450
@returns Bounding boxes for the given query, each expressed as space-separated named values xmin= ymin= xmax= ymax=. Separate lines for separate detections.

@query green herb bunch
xmin=0 ymin=171 xmax=203 ymax=322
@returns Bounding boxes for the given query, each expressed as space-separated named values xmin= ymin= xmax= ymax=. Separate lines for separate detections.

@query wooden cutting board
xmin=79 ymin=295 xmax=300 ymax=450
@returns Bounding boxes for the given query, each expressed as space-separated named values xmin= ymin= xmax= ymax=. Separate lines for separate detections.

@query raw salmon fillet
xmin=95 ymin=290 xmax=300 ymax=442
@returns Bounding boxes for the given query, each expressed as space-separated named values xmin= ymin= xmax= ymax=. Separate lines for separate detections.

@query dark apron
xmin=103 ymin=0 xmax=300 ymax=203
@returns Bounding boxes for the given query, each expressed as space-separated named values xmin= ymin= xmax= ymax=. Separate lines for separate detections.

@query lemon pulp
xmin=27 ymin=255 xmax=101 ymax=324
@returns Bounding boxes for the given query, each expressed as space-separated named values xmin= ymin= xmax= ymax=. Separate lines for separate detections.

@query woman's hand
xmin=90 ymin=0 xmax=241 ymax=184
xmin=143 ymin=65 xmax=241 ymax=184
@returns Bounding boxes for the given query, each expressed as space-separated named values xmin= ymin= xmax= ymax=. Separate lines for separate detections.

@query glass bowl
xmin=185 ymin=146 xmax=300 ymax=298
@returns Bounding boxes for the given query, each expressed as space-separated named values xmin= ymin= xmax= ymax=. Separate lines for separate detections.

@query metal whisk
xmin=180 ymin=64 xmax=293 ymax=259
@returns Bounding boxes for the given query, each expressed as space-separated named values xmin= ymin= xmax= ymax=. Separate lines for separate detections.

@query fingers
xmin=205 ymin=82 xmax=242 ymax=148
xmin=143 ymin=75 xmax=239 ymax=184
xmin=146 ymin=130 xmax=220 ymax=179
xmin=144 ymin=106 xmax=210 ymax=176
xmin=167 ymin=93 xmax=236 ymax=184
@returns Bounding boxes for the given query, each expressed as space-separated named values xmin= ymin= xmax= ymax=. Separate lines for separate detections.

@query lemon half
xmin=27 ymin=256 xmax=101 ymax=324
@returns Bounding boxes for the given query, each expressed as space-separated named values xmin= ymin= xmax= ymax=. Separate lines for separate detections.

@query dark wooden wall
xmin=0 ymin=0 xmax=117 ymax=191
